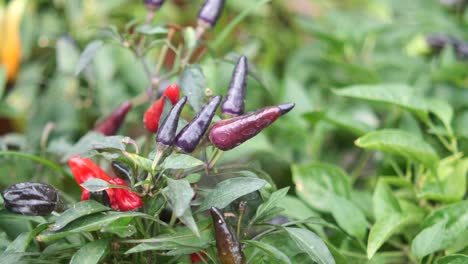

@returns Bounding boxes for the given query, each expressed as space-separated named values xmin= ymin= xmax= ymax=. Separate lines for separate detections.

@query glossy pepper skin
xmin=111 ymin=161 xmax=132 ymax=185
xmin=198 ymin=0 xmax=225 ymax=27
xmin=108 ymin=178 xmax=143 ymax=211
xmin=174 ymin=95 xmax=222 ymax=153
xmin=93 ymin=101 xmax=132 ymax=136
xmin=68 ymin=156 xmax=142 ymax=211
xmin=2 ymin=182 xmax=64 ymax=216
xmin=209 ymin=103 xmax=295 ymax=151
xmin=222 ymin=56 xmax=248 ymax=117
xmin=156 ymin=96 xmax=187 ymax=147
xmin=144 ymin=84 xmax=180 ymax=133
xmin=210 ymin=207 xmax=246 ymax=264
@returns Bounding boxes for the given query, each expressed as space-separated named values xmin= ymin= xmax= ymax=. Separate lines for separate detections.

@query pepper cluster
xmin=143 ymin=56 xmax=294 ymax=155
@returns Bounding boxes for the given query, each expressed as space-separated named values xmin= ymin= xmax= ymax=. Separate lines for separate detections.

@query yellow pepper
xmin=0 ymin=0 xmax=26 ymax=82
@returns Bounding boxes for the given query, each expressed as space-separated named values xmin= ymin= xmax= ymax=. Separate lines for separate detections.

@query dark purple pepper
xmin=426 ymin=35 xmax=459 ymax=54
xmin=209 ymin=103 xmax=295 ymax=151
xmin=210 ymin=207 xmax=246 ymax=264
xmin=144 ymin=0 xmax=165 ymax=10
xmin=93 ymin=101 xmax=132 ymax=136
xmin=111 ymin=161 xmax=132 ymax=185
xmin=88 ymin=190 xmax=111 ymax=208
xmin=157 ymin=96 xmax=187 ymax=147
xmin=198 ymin=0 xmax=225 ymax=27
xmin=222 ymin=56 xmax=248 ymax=117
xmin=2 ymin=182 xmax=65 ymax=216
xmin=174 ymin=95 xmax=222 ymax=153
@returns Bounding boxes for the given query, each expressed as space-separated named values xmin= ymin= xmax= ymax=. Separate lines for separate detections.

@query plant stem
xmin=152 ymin=28 xmax=176 ymax=89
xmin=207 ymin=149 xmax=224 ymax=169
xmin=169 ymin=210 xmax=177 ymax=227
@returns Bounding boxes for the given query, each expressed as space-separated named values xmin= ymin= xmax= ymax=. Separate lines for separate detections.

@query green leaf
xmin=410 ymin=201 xmax=468 ymax=258
xmin=179 ymin=209 xmax=199 ymax=237
xmin=411 ymin=220 xmax=448 ymax=259
xmin=277 ymin=195 xmax=320 ymax=221
xmin=0 ymin=210 xmax=46 ymax=224
xmin=163 ymin=178 xmax=194 ymax=217
xmin=81 ymin=178 xmax=110 ymax=192
xmin=197 ymin=177 xmax=267 ymax=212
xmin=56 ymin=37 xmax=80 ymax=74
xmin=333 ymin=84 xmax=428 ymax=118
xmin=162 ymin=154 xmax=204 ymax=170
xmin=419 ymin=158 xmax=468 ymax=202
xmin=179 ymin=65 xmax=206 ymax=113
xmin=0 ymin=223 xmax=49 ymax=262
xmin=75 ymin=40 xmax=104 ymax=76
xmin=123 ymin=151 xmax=153 ymax=172
xmin=426 ymin=99 xmax=453 ymax=130
xmin=367 ymin=213 xmax=420 ymax=259
xmin=292 ymin=162 xmax=351 ymax=212
xmin=62 ymin=132 xmax=126 ymax=162
xmin=70 ymin=239 xmax=109 ymax=264
xmin=350 ymin=190 xmax=374 ymax=220
xmin=38 ymin=211 xmax=148 ymax=243
xmin=125 ymin=219 xmax=213 ymax=254
xmin=252 ymin=187 xmax=289 ymax=223
xmin=136 ymin=25 xmax=168 ymax=35
xmin=244 ymin=240 xmax=292 ymax=264
xmin=285 ymin=227 xmax=336 ymax=264
xmin=421 ymin=201 xmax=468 ymax=228
xmin=373 ymin=180 xmax=401 ymax=221
xmin=323 ymin=241 xmax=349 ymax=264
xmin=303 ymin=110 xmax=375 ymax=136
xmin=101 ymin=218 xmax=136 ymax=238
xmin=355 ymin=129 xmax=438 ymax=167
xmin=331 ymin=196 xmax=368 ymax=240
xmin=0 ymin=151 xmax=73 ymax=179
xmin=435 ymin=255 xmax=468 ymax=264
xmin=50 ymin=200 xmax=110 ymax=231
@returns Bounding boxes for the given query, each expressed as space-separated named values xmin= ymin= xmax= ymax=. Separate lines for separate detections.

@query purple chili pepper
xmin=93 ymin=101 xmax=132 ymax=136
xmin=157 ymin=96 xmax=188 ymax=148
xmin=198 ymin=0 xmax=225 ymax=27
xmin=174 ymin=95 xmax=222 ymax=153
xmin=222 ymin=56 xmax=248 ymax=117
xmin=144 ymin=0 xmax=165 ymax=10
xmin=209 ymin=103 xmax=295 ymax=151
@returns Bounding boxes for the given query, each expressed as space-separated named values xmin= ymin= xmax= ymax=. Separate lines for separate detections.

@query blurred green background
xmin=1 ymin=0 xmax=467 ymax=192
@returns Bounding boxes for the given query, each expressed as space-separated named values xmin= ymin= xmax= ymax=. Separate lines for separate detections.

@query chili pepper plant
xmin=0 ymin=1 xmax=332 ymax=263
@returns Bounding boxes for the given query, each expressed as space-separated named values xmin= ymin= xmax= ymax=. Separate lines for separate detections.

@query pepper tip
xmin=278 ymin=103 xmax=295 ymax=115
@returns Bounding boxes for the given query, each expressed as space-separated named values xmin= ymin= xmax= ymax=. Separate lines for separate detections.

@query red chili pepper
xmin=108 ymin=178 xmax=143 ymax=211
xmin=93 ymin=101 xmax=133 ymax=136
xmin=164 ymin=84 xmax=180 ymax=104
xmin=190 ymin=252 xmax=207 ymax=263
xmin=68 ymin=156 xmax=142 ymax=211
xmin=143 ymin=84 xmax=180 ymax=133
xmin=144 ymin=97 xmax=166 ymax=133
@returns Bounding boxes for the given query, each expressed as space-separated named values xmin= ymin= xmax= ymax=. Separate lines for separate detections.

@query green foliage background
xmin=0 ymin=0 xmax=467 ymax=263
